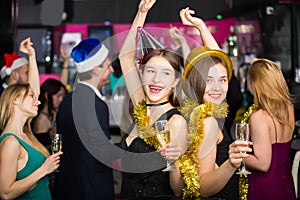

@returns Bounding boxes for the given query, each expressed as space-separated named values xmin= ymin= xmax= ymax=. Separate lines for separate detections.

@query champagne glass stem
xmin=162 ymin=160 xmax=174 ymax=172
xmin=241 ymin=158 xmax=246 ymax=172
xmin=237 ymin=157 xmax=251 ymax=175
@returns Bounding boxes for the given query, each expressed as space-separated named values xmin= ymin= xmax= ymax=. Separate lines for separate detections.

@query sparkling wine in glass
xmin=235 ymin=123 xmax=251 ymax=175
xmin=51 ymin=134 xmax=62 ymax=154
xmin=51 ymin=134 xmax=62 ymax=172
xmin=155 ymin=120 xmax=174 ymax=172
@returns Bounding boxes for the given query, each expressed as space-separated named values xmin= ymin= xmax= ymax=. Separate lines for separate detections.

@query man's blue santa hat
xmin=71 ymin=38 xmax=109 ymax=73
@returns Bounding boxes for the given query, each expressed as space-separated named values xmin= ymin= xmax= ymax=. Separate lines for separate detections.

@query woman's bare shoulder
xmin=0 ymin=135 xmax=21 ymax=153
xmin=169 ymin=113 xmax=187 ymax=123
xmin=250 ymin=109 xmax=271 ymax=124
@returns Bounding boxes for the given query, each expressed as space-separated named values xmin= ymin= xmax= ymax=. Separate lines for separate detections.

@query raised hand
xmin=19 ymin=37 xmax=35 ymax=57
xmin=60 ymin=45 xmax=70 ymax=60
xmin=179 ymin=7 xmax=203 ymax=28
xmin=138 ymin=0 xmax=156 ymax=13
xmin=170 ymin=27 xmax=185 ymax=44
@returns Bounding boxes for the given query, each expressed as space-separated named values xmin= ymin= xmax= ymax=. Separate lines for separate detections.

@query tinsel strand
xmin=132 ymin=99 xmax=161 ymax=150
xmin=239 ymin=104 xmax=257 ymax=200
xmin=178 ymin=99 xmax=228 ymax=198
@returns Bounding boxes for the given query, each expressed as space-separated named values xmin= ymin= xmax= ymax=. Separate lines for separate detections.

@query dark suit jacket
xmin=0 ymin=84 xmax=5 ymax=96
xmin=55 ymin=83 xmax=115 ymax=200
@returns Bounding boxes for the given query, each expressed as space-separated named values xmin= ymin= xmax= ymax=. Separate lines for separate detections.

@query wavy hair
xmin=249 ymin=59 xmax=293 ymax=126
xmin=0 ymin=84 xmax=49 ymax=157
xmin=39 ymin=78 xmax=66 ymax=118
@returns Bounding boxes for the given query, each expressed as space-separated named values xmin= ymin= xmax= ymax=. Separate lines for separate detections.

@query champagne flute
xmin=51 ymin=133 xmax=62 ymax=154
xmin=51 ymin=133 xmax=62 ymax=172
xmin=235 ymin=123 xmax=251 ymax=175
xmin=155 ymin=120 xmax=174 ymax=172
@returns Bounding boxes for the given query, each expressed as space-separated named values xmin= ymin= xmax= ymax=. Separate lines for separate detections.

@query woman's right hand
xmin=19 ymin=37 xmax=35 ymax=57
xmin=228 ymin=140 xmax=252 ymax=168
xmin=60 ymin=45 xmax=70 ymax=60
xmin=41 ymin=151 xmax=63 ymax=175
xmin=138 ymin=0 xmax=156 ymax=13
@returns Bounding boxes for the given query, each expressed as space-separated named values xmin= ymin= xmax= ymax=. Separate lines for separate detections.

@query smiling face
xmin=203 ymin=63 xmax=228 ymax=104
xmin=142 ymin=56 xmax=179 ymax=104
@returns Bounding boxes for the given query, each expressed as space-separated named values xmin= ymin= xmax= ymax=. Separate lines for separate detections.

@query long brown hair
xmin=139 ymin=48 xmax=183 ymax=107
xmin=0 ymin=84 xmax=49 ymax=157
xmin=184 ymin=56 xmax=227 ymax=104
xmin=249 ymin=59 xmax=293 ymax=127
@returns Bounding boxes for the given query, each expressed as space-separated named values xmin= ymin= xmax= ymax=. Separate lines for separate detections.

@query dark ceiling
xmin=18 ymin=0 xmax=282 ymax=25
xmin=64 ymin=0 xmax=279 ymax=23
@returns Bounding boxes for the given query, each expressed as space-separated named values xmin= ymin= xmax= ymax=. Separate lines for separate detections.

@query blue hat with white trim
xmin=71 ymin=38 xmax=109 ymax=73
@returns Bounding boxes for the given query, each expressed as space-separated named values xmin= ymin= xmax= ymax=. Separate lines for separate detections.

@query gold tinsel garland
xmin=132 ymin=99 xmax=161 ymax=150
xmin=178 ymin=98 xmax=228 ymax=198
xmin=239 ymin=104 xmax=257 ymax=200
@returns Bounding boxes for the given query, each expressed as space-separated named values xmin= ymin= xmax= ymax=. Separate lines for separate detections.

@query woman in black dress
xmin=119 ymin=0 xmax=188 ymax=199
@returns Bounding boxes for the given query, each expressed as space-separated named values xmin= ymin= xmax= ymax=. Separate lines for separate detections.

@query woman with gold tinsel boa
xmin=118 ymin=0 xmax=188 ymax=199
xmin=177 ymin=8 xmax=249 ymax=200
xmin=229 ymin=59 xmax=296 ymax=200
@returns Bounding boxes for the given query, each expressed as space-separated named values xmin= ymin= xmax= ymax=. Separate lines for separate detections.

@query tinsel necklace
xmin=132 ymin=99 xmax=163 ymax=150
xmin=178 ymin=98 xmax=229 ymax=199
xmin=239 ymin=104 xmax=257 ymax=200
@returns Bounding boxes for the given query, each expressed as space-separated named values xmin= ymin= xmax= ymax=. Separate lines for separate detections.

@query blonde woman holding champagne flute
xmin=0 ymin=38 xmax=62 ymax=200
xmin=230 ymin=59 xmax=296 ymax=199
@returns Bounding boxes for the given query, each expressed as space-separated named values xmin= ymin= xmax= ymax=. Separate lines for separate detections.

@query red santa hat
xmin=1 ymin=52 xmax=28 ymax=80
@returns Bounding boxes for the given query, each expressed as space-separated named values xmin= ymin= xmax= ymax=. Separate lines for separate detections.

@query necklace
xmin=146 ymin=101 xmax=169 ymax=107
xmin=133 ymin=99 xmax=161 ymax=150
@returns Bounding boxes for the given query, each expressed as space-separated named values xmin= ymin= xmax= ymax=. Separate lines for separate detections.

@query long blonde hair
xmin=0 ymin=84 xmax=49 ymax=157
xmin=249 ymin=59 xmax=293 ymax=127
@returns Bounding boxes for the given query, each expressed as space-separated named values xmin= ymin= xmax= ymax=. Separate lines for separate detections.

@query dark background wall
xmin=18 ymin=0 xmax=230 ymax=25
xmin=17 ymin=0 xmax=277 ymax=25
xmin=1 ymin=0 xmax=299 ymax=76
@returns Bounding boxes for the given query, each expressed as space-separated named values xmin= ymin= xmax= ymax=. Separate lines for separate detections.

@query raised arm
xmin=180 ymin=7 xmax=220 ymax=50
xmin=119 ymin=0 xmax=156 ymax=106
xmin=19 ymin=38 xmax=40 ymax=96
xmin=169 ymin=26 xmax=191 ymax=65
xmin=59 ymin=45 xmax=70 ymax=86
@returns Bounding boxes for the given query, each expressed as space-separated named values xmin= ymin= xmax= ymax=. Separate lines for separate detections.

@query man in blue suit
xmin=55 ymin=38 xmax=115 ymax=200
